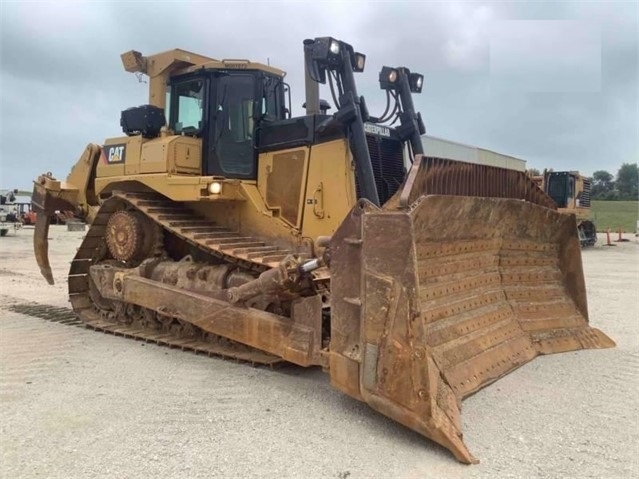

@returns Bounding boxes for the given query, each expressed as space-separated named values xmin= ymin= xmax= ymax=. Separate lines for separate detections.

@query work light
xmin=353 ymin=52 xmax=366 ymax=72
xmin=304 ymin=37 xmax=365 ymax=84
xmin=379 ymin=66 xmax=399 ymax=90
xmin=379 ymin=67 xmax=424 ymax=94
xmin=409 ymin=72 xmax=424 ymax=93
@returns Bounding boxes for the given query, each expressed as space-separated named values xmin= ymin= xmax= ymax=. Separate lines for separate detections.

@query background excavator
xmin=31 ymin=36 xmax=614 ymax=464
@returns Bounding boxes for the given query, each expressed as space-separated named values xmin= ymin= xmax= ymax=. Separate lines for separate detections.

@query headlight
xmin=305 ymin=37 xmax=359 ymax=84
xmin=353 ymin=52 xmax=366 ymax=72
xmin=209 ymin=181 xmax=222 ymax=195
xmin=379 ymin=66 xmax=399 ymax=90
xmin=409 ymin=72 xmax=424 ymax=93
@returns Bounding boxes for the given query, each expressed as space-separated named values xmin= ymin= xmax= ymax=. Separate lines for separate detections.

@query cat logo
xmin=102 ymin=144 xmax=127 ymax=164
xmin=363 ymin=123 xmax=391 ymax=137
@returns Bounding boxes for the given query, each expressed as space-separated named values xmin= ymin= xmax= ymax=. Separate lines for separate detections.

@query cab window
xmin=170 ymin=79 xmax=205 ymax=135
xmin=262 ymin=75 xmax=283 ymax=121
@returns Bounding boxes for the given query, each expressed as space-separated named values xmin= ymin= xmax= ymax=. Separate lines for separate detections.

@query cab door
xmin=208 ymin=74 xmax=257 ymax=179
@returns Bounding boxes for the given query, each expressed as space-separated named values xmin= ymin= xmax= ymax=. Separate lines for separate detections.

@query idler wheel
xmin=106 ymin=210 xmax=158 ymax=262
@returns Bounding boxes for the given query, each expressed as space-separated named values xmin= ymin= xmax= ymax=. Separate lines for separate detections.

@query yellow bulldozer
xmin=32 ymin=37 xmax=614 ymax=464
xmin=532 ymin=170 xmax=597 ymax=247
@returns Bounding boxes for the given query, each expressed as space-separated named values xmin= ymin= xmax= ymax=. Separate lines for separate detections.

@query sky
xmin=0 ymin=0 xmax=637 ymax=189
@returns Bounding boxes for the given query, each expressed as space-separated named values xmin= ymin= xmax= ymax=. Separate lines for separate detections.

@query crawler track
xmin=67 ymin=191 xmax=303 ymax=366
xmin=4 ymin=299 xmax=279 ymax=365
xmin=8 ymin=302 xmax=84 ymax=327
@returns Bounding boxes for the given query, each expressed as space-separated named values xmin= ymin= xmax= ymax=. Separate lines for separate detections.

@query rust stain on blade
xmin=329 ymin=195 xmax=614 ymax=464
xmin=388 ymin=155 xmax=557 ymax=212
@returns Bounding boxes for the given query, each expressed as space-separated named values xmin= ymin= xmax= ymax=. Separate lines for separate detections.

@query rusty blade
xmin=329 ymin=196 xmax=614 ymax=464
xmin=388 ymin=155 xmax=557 ymax=211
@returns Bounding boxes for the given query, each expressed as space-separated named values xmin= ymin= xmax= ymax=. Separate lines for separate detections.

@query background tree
xmin=591 ymin=170 xmax=615 ymax=199
xmin=527 ymin=168 xmax=541 ymax=177
xmin=615 ymin=163 xmax=638 ymax=200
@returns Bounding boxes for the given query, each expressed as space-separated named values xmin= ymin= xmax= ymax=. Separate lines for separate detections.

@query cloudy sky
xmin=1 ymin=0 xmax=637 ymax=189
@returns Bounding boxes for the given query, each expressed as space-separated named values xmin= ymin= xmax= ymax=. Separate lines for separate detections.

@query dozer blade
xmin=329 ymin=196 xmax=614 ymax=464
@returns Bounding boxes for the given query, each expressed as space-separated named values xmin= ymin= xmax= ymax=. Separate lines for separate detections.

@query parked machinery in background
xmin=0 ymin=189 xmax=22 ymax=236
xmin=533 ymin=171 xmax=597 ymax=247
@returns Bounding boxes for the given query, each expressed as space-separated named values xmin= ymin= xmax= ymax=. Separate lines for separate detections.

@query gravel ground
xmin=1 ymin=226 xmax=637 ymax=479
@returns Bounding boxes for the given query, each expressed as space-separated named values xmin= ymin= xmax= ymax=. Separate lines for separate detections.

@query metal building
xmin=422 ymin=135 xmax=527 ymax=172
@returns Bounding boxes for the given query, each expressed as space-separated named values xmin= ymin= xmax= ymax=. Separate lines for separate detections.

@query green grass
xmin=591 ymin=200 xmax=638 ymax=233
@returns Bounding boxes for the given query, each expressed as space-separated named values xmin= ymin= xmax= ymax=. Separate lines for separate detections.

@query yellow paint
xmin=258 ymin=147 xmax=310 ymax=229
xmin=70 ymin=130 xmax=357 ymax=255
xmin=302 ymin=139 xmax=357 ymax=238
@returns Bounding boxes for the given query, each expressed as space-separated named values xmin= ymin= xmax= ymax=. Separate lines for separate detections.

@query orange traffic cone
xmin=615 ymin=227 xmax=630 ymax=242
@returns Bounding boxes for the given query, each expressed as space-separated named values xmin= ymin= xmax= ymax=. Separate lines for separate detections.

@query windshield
xmin=170 ymin=79 xmax=205 ymax=134
xmin=547 ymin=174 xmax=568 ymax=208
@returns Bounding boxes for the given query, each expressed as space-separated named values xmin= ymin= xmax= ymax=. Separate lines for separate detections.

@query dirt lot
xmin=1 ymin=226 xmax=637 ymax=479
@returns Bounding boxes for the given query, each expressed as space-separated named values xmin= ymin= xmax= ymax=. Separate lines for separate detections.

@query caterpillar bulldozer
xmin=532 ymin=171 xmax=597 ymax=247
xmin=31 ymin=37 xmax=614 ymax=464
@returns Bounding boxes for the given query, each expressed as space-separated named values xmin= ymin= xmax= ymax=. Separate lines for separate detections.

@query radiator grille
xmin=359 ymin=134 xmax=406 ymax=205
xmin=580 ymin=179 xmax=591 ymax=207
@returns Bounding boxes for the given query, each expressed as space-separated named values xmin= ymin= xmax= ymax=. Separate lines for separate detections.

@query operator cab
xmin=545 ymin=171 xmax=576 ymax=208
xmin=166 ymin=69 xmax=287 ymax=179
